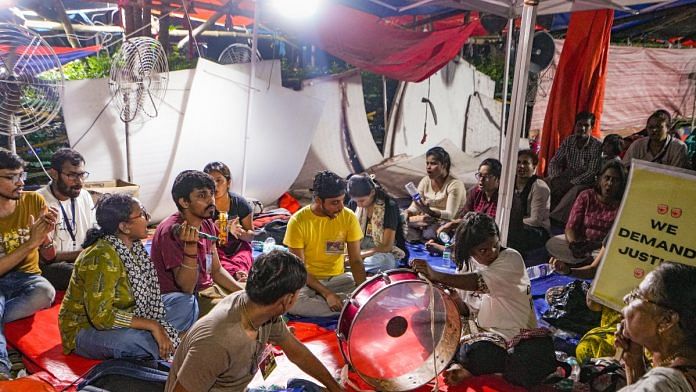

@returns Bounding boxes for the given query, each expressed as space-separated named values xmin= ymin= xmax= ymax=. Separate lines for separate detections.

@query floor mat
xmin=248 ymin=322 xmax=526 ymax=392
xmin=4 ymin=292 xmax=101 ymax=391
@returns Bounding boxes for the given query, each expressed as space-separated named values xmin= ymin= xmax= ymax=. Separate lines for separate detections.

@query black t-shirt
xmin=227 ymin=192 xmax=252 ymax=220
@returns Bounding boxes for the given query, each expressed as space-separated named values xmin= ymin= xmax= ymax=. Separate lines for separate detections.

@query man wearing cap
xmin=283 ymin=171 xmax=365 ymax=317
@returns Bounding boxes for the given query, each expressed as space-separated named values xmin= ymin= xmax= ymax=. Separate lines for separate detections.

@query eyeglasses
xmin=60 ymin=171 xmax=90 ymax=181
xmin=0 ymin=172 xmax=27 ymax=183
xmin=623 ymin=287 xmax=674 ymax=310
xmin=128 ymin=208 xmax=151 ymax=221
xmin=475 ymin=173 xmax=495 ymax=181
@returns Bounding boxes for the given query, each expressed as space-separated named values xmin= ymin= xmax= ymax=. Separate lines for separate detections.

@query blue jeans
xmin=363 ymin=252 xmax=397 ymax=274
xmin=74 ymin=293 xmax=198 ymax=360
xmin=0 ymin=272 xmax=55 ymax=375
xmin=162 ymin=292 xmax=198 ymax=331
xmin=75 ymin=327 xmax=161 ymax=360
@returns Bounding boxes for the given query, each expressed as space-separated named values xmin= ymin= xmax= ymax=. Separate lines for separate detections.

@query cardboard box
xmin=84 ymin=179 xmax=140 ymax=204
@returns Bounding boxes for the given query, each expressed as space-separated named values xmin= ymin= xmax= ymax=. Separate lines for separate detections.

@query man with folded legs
xmin=152 ymin=170 xmax=243 ymax=320
xmin=284 ymin=171 xmax=365 ymax=317
xmin=0 ymin=148 xmax=58 ymax=379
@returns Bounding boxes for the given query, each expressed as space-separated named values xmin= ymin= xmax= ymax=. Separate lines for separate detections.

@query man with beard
xmin=37 ymin=148 xmax=96 ymax=290
xmin=283 ymin=171 xmax=364 ymax=317
xmin=546 ymin=112 xmax=602 ymax=211
xmin=430 ymin=159 xmax=502 ymax=254
xmin=0 ymin=148 xmax=58 ymax=379
xmin=152 ymin=170 xmax=243 ymax=319
xmin=623 ymin=110 xmax=689 ymax=169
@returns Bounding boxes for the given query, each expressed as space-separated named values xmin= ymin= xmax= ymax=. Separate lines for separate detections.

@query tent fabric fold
xmin=268 ymin=3 xmax=485 ymax=82
xmin=537 ymin=9 xmax=614 ymax=176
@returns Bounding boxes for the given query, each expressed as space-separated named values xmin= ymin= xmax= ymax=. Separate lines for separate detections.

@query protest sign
xmin=590 ymin=160 xmax=696 ymax=310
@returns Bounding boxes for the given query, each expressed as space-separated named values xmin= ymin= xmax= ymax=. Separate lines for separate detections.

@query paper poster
xmin=590 ymin=160 xmax=696 ymax=310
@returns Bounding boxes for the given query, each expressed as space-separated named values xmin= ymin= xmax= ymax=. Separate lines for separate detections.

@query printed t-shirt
xmin=0 ymin=192 xmax=46 ymax=274
xmin=283 ymin=206 xmax=362 ymax=279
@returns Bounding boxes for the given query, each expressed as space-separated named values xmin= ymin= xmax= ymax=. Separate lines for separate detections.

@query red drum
xmin=337 ymin=269 xmax=461 ymax=391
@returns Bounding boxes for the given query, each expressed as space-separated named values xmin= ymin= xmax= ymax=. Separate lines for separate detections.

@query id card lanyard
xmin=50 ymin=185 xmax=77 ymax=249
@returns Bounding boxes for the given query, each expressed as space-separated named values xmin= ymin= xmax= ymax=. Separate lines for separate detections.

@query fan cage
xmin=109 ymin=36 xmax=168 ymax=123
xmin=0 ymin=23 xmax=64 ymax=136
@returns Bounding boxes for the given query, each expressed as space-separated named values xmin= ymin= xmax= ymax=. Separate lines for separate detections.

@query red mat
xmin=285 ymin=322 xmax=527 ymax=392
xmin=1 ymin=298 xmax=526 ymax=392
xmin=3 ymin=292 xmax=100 ymax=391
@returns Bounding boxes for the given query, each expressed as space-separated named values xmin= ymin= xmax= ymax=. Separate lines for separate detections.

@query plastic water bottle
xmin=526 ymin=264 xmax=550 ymax=280
xmin=263 ymin=237 xmax=276 ymax=254
xmin=404 ymin=182 xmax=421 ymax=202
xmin=566 ymin=356 xmax=581 ymax=381
xmin=443 ymin=244 xmax=455 ymax=268
xmin=438 ymin=232 xmax=451 ymax=244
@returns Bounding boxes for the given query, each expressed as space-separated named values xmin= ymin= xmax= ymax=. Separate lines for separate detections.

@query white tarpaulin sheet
xmin=386 ymin=60 xmax=500 ymax=158
xmin=64 ymin=59 xmax=324 ymax=222
xmin=531 ymin=40 xmax=696 ymax=136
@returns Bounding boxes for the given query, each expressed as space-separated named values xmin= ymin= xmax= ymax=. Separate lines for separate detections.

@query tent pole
xmin=176 ymin=0 xmax=232 ymax=50
xmin=499 ymin=17 xmax=514 ymax=160
xmin=240 ymin=0 xmax=259 ymax=197
xmin=496 ymin=0 xmax=538 ymax=246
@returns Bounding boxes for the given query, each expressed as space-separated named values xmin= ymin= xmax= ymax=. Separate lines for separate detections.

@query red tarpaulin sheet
xmin=268 ymin=3 xmax=486 ymax=82
xmin=2 ymin=304 xmax=523 ymax=391
xmin=537 ymin=10 xmax=614 ymax=175
xmin=3 ymin=292 xmax=100 ymax=390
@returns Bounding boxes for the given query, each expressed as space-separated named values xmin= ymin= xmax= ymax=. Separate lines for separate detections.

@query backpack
xmin=77 ymin=359 xmax=170 ymax=392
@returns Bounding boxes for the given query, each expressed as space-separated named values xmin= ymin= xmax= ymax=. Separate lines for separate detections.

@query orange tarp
xmin=537 ymin=10 xmax=614 ymax=175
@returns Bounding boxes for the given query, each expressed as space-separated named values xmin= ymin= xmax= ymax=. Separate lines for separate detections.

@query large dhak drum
xmin=337 ymin=269 xmax=462 ymax=391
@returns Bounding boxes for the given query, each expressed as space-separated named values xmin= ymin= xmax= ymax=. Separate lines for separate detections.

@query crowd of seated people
xmin=0 ymin=106 xmax=694 ymax=390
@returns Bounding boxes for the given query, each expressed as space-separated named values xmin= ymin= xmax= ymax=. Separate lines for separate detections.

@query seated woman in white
xmin=412 ymin=212 xmax=537 ymax=385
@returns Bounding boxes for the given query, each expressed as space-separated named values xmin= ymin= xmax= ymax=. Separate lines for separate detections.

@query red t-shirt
xmin=152 ymin=212 xmax=219 ymax=294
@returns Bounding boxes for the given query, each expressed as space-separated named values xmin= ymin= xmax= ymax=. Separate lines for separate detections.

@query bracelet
xmin=180 ymin=263 xmax=197 ymax=270
xmin=183 ymin=252 xmax=198 ymax=258
xmin=40 ymin=242 xmax=54 ymax=250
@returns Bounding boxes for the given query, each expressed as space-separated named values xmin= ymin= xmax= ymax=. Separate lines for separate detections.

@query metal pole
xmin=496 ymin=0 xmax=538 ymax=245
xmin=382 ymin=76 xmax=389 ymax=140
xmin=125 ymin=122 xmax=133 ymax=182
xmin=240 ymin=1 xmax=259 ymax=196
xmin=499 ymin=17 xmax=514 ymax=161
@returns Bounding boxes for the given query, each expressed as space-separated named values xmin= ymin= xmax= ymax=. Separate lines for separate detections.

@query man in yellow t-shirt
xmin=284 ymin=171 xmax=364 ymax=317
xmin=0 ymin=148 xmax=58 ymax=380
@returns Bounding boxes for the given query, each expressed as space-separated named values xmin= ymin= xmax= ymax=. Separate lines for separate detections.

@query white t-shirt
xmin=459 ymin=248 xmax=537 ymax=341
xmin=37 ymin=185 xmax=96 ymax=253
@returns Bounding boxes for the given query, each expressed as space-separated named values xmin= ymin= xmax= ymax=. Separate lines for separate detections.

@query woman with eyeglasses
xmin=203 ymin=162 xmax=254 ymax=282
xmin=59 ymin=194 xmax=198 ymax=360
xmin=346 ymin=174 xmax=408 ymax=274
xmin=412 ymin=212 xmax=537 ymax=385
xmin=404 ymin=147 xmax=465 ymax=243
xmin=546 ymin=160 xmax=626 ymax=266
xmin=616 ymin=262 xmax=696 ymax=391
xmin=430 ymin=158 xmax=502 ymax=254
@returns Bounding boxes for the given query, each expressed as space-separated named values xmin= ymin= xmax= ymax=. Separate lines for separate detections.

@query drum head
xmin=344 ymin=280 xmax=461 ymax=390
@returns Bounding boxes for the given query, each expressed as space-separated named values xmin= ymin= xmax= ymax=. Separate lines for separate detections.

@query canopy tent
xmin=315 ymin=0 xmax=664 ymax=243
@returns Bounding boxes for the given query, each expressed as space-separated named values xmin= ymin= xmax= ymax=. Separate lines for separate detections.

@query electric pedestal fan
xmin=109 ymin=36 xmax=168 ymax=182
xmin=0 ymin=23 xmax=64 ymax=153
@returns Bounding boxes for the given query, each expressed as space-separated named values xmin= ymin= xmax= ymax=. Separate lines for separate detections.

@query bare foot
xmin=443 ymin=364 xmax=473 ymax=386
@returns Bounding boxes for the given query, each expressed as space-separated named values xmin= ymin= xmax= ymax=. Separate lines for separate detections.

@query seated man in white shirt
xmin=37 ymin=148 xmax=95 ymax=290
xmin=622 ymin=110 xmax=689 ymax=169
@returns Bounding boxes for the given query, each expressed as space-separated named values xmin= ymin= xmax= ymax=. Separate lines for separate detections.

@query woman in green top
xmin=59 ymin=194 xmax=197 ymax=360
